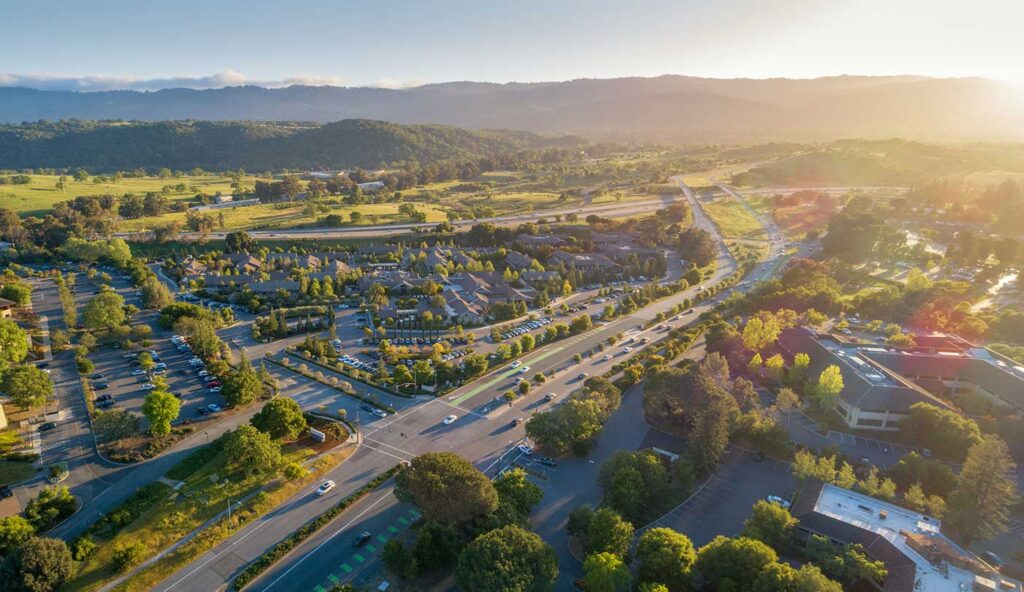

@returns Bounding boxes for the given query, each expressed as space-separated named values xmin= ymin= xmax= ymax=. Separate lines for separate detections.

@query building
xmin=778 ymin=328 xmax=955 ymax=431
xmin=505 ymin=251 xmax=534 ymax=271
xmin=791 ymin=480 xmax=1022 ymax=592
xmin=224 ymin=254 xmax=263 ymax=274
xmin=213 ymin=194 xmax=234 ymax=204
xmin=516 ymin=234 xmax=566 ymax=248
xmin=0 ymin=297 xmax=16 ymax=318
xmin=549 ymin=249 xmax=618 ymax=272
xmin=358 ymin=181 xmax=386 ymax=192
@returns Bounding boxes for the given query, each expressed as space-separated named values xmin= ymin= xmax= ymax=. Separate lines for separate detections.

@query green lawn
xmin=0 ymin=460 xmax=36 ymax=484
xmin=703 ymin=199 xmax=768 ymax=240
xmin=118 ymin=202 xmax=447 ymax=232
xmin=0 ymin=174 xmax=254 ymax=216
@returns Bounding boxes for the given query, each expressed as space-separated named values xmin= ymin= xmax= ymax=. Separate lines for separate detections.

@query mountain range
xmin=2 ymin=75 xmax=1022 ymax=142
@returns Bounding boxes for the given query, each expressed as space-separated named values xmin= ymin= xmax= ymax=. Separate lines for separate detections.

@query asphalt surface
xmin=151 ymin=177 xmax=800 ymax=592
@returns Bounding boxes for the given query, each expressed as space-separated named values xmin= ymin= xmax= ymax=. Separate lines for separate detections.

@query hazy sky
xmin=3 ymin=0 xmax=1022 ymax=90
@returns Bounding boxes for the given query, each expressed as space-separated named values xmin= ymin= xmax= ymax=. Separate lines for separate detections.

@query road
xmin=117 ymin=194 xmax=683 ymax=241
xmin=151 ymin=177 xmax=796 ymax=592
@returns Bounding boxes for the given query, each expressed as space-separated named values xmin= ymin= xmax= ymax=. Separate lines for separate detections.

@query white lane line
xmin=359 ymin=442 xmax=413 ymax=462
xmin=362 ymin=438 xmax=417 ymax=458
xmin=261 ymin=493 xmax=393 ymax=591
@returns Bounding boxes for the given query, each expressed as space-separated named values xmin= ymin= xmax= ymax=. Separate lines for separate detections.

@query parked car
xmin=90 ymin=373 xmax=105 ymax=380
xmin=38 ymin=422 xmax=57 ymax=432
xmin=207 ymin=404 xmax=222 ymax=413
xmin=94 ymin=383 xmax=110 ymax=390
xmin=96 ymin=399 xmax=115 ymax=408
xmin=536 ymin=457 xmax=557 ymax=467
xmin=131 ymin=369 xmax=147 ymax=376
xmin=371 ymin=408 xmax=388 ymax=418
xmin=517 ymin=444 xmax=534 ymax=455
xmin=141 ymin=383 xmax=156 ymax=390
xmin=766 ymin=495 xmax=791 ymax=509
xmin=209 ymin=386 xmax=222 ymax=394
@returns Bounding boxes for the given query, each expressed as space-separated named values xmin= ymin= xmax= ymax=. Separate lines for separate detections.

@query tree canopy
xmin=454 ymin=525 xmax=558 ymax=592
xmin=250 ymin=397 xmax=307 ymax=440
xmin=1 ymin=365 xmax=52 ymax=410
xmin=395 ymin=452 xmax=499 ymax=525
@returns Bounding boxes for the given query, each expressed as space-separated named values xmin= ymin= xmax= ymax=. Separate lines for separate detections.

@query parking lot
xmin=87 ymin=332 xmax=226 ymax=426
xmin=639 ymin=448 xmax=797 ymax=546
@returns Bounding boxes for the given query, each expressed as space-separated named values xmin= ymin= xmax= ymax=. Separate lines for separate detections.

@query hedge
xmin=231 ymin=464 xmax=403 ymax=590
xmin=287 ymin=349 xmax=413 ymax=398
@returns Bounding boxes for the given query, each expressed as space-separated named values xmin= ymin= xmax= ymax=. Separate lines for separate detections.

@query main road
xmin=154 ymin=178 xmax=792 ymax=591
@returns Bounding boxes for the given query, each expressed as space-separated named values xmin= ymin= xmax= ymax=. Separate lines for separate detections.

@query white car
xmin=517 ymin=444 xmax=534 ymax=455
xmin=519 ymin=366 xmax=530 ymax=374
xmin=209 ymin=386 xmax=222 ymax=393
xmin=511 ymin=360 xmax=522 ymax=368
xmin=623 ymin=347 xmax=633 ymax=353
xmin=766 ymin=495 xmax=791 ymax=509
xmin=316 ymin=480 xmax=336 ymax=496
xmin=141 ymin=383 xmax=155 ymax=390
xmin=371 ymin=408 xmax=388 ymax=418
xmin=207 ymin=403 xmax=222 ymax=413
xmin=443 ymin=414 xmax=458 ymax=425
xmin=603 ymin=354 xmax=612 ymax=361
xmin=131 ymin=369 xmax=147 ymax=376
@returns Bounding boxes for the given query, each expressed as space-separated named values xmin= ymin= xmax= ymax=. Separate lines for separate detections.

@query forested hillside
xmin=0 ymin=119 xmax=578 ymax=171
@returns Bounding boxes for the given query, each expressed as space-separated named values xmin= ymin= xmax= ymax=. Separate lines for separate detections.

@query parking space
xmin=87 ymin=333 xmax=226 ymax=425
xmin=641 ymin=449 xmax=796 ymax=547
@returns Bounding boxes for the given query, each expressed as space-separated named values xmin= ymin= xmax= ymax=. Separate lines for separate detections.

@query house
xmin=778 ymin=328 xmax=955 ymax=431
xmin=443 ymin=290 xmax=488 ymax=324
xmin=358 ymin=181 xmax=386 ymax=192
xmin=250 ymin=280 xmax=301 ymax=295
xmin=224 ymin=254 xmax=263 ymax=274
xmin=549 ymin=250 xmax=618 ymax=272
xmin=267 ymin=252 xmax=321 ymax=270
xmin=519 ymin=271 xmax=561 ymax=286
xmin=180 ymin=257 xmax=208 ymax=277
xmin=516 ymin=234 xmax=566 ymax=248
xmin=0 ymin=297 xmax=16 ymax=318
xmin=598 ymin=243 xmax=664 ymax=261
xmin=213 ymin=194 xmax=234 ymax=204
xmin=791 ymin=480 xmax=1022 ymax=592
xmin=505 ymin=251 xmax=535 ymax=271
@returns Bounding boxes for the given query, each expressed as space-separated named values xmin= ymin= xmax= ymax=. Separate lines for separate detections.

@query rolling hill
xmin=0 ymin=119 xmax=578 ymax=171
xmin=1 ymin=75 xmax=1022 ymax=142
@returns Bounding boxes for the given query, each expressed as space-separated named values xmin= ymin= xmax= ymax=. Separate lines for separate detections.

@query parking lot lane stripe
xmin=354 ymin=553 xmax=365 ymax=563
xmin=328 ymin=574 xmax=340 ymax=584
xmin=376 ymin=535 xmax=388 ymax=543
xmin=340 ymin=563 xmax=353 ymax=573
xmin=398 ymin=517 xmax=409 ymax=525
xmin=388 ymin=526 xmax=398 ymax=534
xmin=365 ymin=543 xmax=376 ymax=553
xmin=314 ymin=586 xmax=326 ymax=592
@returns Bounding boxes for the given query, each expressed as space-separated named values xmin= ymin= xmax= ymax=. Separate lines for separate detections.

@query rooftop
xmin=813 ymin=483 xmax=1018 ymax=592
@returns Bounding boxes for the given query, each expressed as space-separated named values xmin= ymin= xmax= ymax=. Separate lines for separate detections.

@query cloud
xmin=0 ymin=70 xmax=347 ymax=92
xmin=370 ymin=78 xmax=426 ymax=89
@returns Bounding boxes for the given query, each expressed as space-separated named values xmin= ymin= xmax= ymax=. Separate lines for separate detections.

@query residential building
xmin=0 ymin=297 xmax=16 ymax=318
xmin=505 ymin=250 xmax=534 ymax=271
xmin=516 ymin=234 xmax=566 ymax=247
xmin=549 ymin=249 xmax=618 ymax=272
xmin=791 ymin=480 xmax=1022 ymax=592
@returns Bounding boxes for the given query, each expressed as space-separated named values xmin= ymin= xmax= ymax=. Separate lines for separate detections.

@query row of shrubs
xmin=266 ymin=354 xmax=398 ymax=413
xmin=285 ymin=348 xmax=413 ymax=399
xmin=231 ymin=464 xmax=404 ymax=590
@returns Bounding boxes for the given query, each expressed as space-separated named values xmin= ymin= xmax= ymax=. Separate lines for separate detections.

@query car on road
xmin=353 ymin=531 xmax=372 ymax=547
xmin=623 ymin=346 xmax=633 ymax=353
xmin=38 ymin=422 xmax=57 ymax=432
xmin=519 ymin=366 xmax=530 ymax=374
xmin=511 ymin=417 xmax=524 ymax=426
xmin=443 ymin=414 xmax=458 ymax=425
xmin=517 ymin=444 xmax=534 ymax=455
xmin=316 ymin=480 xmax=336 ymax=496
xmin=766 ymin=495 xmax=791 ymax=509
xmin=577 ymin=372 xmax=588 ymax=380
xmin=859 ymin=456 xmax=871 ymax=464
xmin=545 ymin=393 xmax=557 ymax=402
xmin=510 ymin=360 xmax=522 ymax=368
xmin=131 ymin=369 xmax=147 ymax=376
xmin=602 ymin=354 xmax=612 ymax=361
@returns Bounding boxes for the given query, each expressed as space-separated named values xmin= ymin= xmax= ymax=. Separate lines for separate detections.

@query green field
xmin=0 ymin=174 xmax=252 ymax=216
xmin=119 ymin=201 xmax=448 ymax=232
xmin=0 ymin=460 xmax=36 ymax=484
xmin=703 ymin=199 xmax=768 ymax=240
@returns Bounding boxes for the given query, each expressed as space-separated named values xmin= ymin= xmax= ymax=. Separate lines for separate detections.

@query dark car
xmin=129 ymin=359 xmax=141 ymax=366
xmin=38 ymin=422 xmax=57 ymax=432
xmin=96 ymin=399 xmax=115 ymax=408
xmin=94 ymin=383 xmax=110 ymax=390
xmin=90 ymin=373 xmax=105 ymax=380
xmin=537 ymin=457 xmax=558 ymax=467
xmin=96 ymin=394 xmax=113 ymax=402
xmin=353 ymin=531 xmax=372 ymax=547
xmin=35 ymin=361 xmax=49 ymax=369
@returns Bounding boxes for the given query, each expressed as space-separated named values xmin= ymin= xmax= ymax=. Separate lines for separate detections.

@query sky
xmin=2 ymin=0 xmax=1023 ymax=91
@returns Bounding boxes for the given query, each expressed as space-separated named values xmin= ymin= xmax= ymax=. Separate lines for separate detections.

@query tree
xmin=223 ymin=355 xmax=263 ymax=406
xmin=0 ymin=536 xmax=74 ymax=592
xmin=24 ymin=486 xmax=76 ymax=530
xmin=111 ymin=539 xmax=147 ymax=571
xmin=395 ymin=452 xmax=498 ymax=525
xmin=412 ymin=519 xmax=462 ymax=573
xmin=0 ymin=283 xmax=31 ymax=306
xmin=688 ymin=393 xmax=735 ymax=475
xmin=494 ymin=468 xmax=544 ymax=519
xmin=901 ymin=403 xmax=982 ymax=461
xmin=753 ymin=563 xmax=842 ymax=592
xmin=804 ymin=535 xmax=887 ymax=588
xmin=584 ymin=552 xmax=631 ymax=592
xmin=585 ymin=507 xmax=634 ymax=558
xmin=1 ymin=365 xmax=52 ymax=410
xmin=142 ymin=389 xmax=179 ymax=437
xmin=225 ymin=231 xmax=256 ymax=253
xmin=455 ymin=525 xmax=558 ymax=592
xmin=92 ymin=409 xmax=140 ymax=443
xmin=598 ymin=451 xmax=668 ymax=525
xmin=250 ymin=397 xmax=308 ymax=440
xmin=139 ymin=277 xmax=174 ymax=309
xmin=945 ymin=436 xmax=1018 ymax=545
xmin=694 ymin=536 xmax=778 ymax=591
xmin=0 ymin=318 xmax=29 ymax=378
xmin=811 ymin=365 xmax=843 ymax=408
xmin=788 ymin=352 xmax=810 ymax=387
xmin=635 ymin=527 xmax=696 ymax=591
xmin=0 ymin=516 xmax=34 ymax=554
xmin=743 ymin=500 xmax=797 ymax=552
xmin=82 ymin=289 xmax=126 ymax=331
xmin=223 ymin=425 xmax=282 ymax=476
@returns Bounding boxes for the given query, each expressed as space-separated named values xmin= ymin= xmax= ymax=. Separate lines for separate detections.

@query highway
xmin=117 ymin=194 xmax=685 ymax=242
xmin=152 ymin=177 xmax=792 ymax=592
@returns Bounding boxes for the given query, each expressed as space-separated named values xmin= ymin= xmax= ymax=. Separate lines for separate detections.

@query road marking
xmin=450 ymin=346 xmax=567 ymax=406
xmin=340 ymin=563 xmax=352 ymax=573
xmin=360 ymin=442 xmax=413 ymax=462
xmin=262 ymin=493 xmax=393 ymax=591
